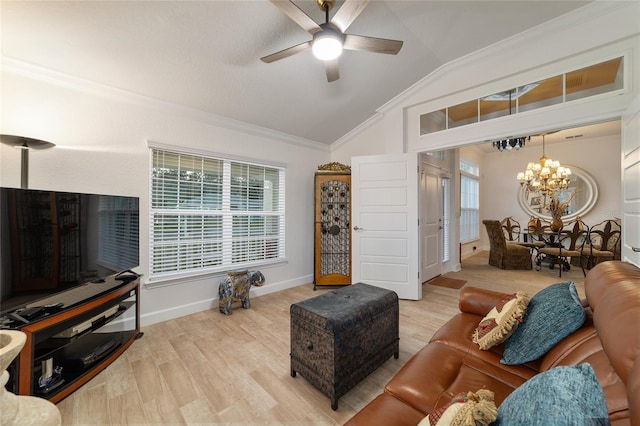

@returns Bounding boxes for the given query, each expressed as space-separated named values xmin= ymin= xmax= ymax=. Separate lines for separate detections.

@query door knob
xmin=353 ymin=226 xmax=363 ymax=231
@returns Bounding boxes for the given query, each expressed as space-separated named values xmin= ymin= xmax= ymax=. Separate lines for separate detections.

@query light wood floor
xmin=56 ymin=251 xmax=587 ymax=425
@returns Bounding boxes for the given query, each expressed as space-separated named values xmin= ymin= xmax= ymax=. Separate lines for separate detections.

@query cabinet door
xmin=314 ymin=174 xmax=351 ymax=285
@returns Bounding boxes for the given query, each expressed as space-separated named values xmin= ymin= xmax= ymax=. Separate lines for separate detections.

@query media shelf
xmin=8 ymin=277 xmax=140 ymax=403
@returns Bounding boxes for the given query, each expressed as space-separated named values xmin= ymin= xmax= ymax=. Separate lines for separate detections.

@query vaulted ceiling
xmin=1 ymin=1 xmax=592 ymax=145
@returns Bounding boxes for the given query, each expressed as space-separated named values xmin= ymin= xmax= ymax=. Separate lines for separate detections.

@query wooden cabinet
xmin=314 ymin=164 xmax=352 ymax=288
xmin=8 ymin=276 xmax=140 ymax=403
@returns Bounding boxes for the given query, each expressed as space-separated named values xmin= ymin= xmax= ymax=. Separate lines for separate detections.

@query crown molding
xmin=1 ymin=56 xmax=329 ymax=153
xmin=378 ymin=1 xmax=636 ymax=114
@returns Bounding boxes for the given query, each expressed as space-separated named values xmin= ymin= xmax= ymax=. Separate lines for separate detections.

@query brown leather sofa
xmin=345 ymin=261 xmax=640 ymax=425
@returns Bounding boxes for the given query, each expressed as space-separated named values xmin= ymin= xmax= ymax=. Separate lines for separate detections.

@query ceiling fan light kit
xmin=263 ymin=0 xmax=403 ymax=82
xmin=312 ymin=25 xmax=343 ymax=60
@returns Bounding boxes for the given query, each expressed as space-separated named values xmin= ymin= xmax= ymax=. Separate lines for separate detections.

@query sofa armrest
xmin=459 ymin=286 xmax=510 ymax=316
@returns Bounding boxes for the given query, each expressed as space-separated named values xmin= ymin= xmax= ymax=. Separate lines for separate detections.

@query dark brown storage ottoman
xmin=290 ymin=283 xmax=399 ymax=410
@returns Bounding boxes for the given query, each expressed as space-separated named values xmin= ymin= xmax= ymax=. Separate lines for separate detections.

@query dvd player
xmin=53 ymin=305 xmax=119 ymax=338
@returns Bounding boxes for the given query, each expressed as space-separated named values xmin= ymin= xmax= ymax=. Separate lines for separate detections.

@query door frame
xmin=419 ymin=154 xmax=454 ymax=281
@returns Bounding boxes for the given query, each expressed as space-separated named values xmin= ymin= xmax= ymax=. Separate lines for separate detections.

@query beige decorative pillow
xmin=418 ymin=389 xmax=498 ymax=426
xmin=472 ymin=292 xmax=530 ymax=350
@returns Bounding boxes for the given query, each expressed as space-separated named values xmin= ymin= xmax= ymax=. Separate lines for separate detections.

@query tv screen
xmin=0 ymin=187 xmax=139 ymax=314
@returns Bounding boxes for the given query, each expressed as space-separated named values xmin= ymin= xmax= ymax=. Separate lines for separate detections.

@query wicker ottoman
xmin=290 ymin=283 xmax=399 ymax=410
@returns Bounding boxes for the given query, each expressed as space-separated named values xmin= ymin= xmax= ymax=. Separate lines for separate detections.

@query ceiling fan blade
xmin=324 ymin=59 xmax=340 ymax=82
xmin=343 ymin=34 xmax=403 ymax=55
xmin=261 ymin=40 xmax=312 ymax=63
xmin=330 ymin=0 xmax=370 ymax=33
xmin=269 ymin=0 xmax=322 ymax=34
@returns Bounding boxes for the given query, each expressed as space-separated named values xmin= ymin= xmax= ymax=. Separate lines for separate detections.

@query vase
xmin=550 ymin=217 xmax=563 ymax=232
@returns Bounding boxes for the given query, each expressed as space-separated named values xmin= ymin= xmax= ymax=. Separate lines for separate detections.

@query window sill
xmin=143 ymin=259 xmax=288 ymax=290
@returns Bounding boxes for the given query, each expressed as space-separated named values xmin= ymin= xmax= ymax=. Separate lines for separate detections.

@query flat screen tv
xmin=0 ymin=187 xmax=139 ymax=315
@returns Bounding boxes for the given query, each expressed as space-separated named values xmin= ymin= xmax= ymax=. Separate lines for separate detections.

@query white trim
xmin=143 ymin=259 xmax=288 ymax=289
xmin=139 ymin=274 xmax=312 ymax=326
xmin=414 ymin=93 xmax=632 ymax=153
xmin=378 ymin=1 xmax=636 ymax=114
xmin=1 ymin=57 xmax=329 ymax=153
xmin=147 ymin=140 xmax=287 ymax=170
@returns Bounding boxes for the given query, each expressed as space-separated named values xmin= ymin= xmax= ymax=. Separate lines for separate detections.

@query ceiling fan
xmin=261 ymin=0 xmax=403 ymax=82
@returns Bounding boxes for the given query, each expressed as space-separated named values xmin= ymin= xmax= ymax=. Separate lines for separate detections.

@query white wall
xmin=330 ymin=115 xmax=394 ymax=165
xmin=1 ymin=68 xmax=329 ymax=326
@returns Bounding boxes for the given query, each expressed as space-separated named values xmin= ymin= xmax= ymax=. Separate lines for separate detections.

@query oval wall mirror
xmin=518 ymin=165 xmax=599 ymax=221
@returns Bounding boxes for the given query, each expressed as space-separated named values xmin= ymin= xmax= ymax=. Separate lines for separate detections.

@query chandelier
xmin=516 ymin=134 xmax=571 ymax=197
xmin=492 ymin=136 xmax=529 ymax=152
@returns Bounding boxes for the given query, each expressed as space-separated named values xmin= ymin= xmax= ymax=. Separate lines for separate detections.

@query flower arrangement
xmin=541 ymin=190 xmax=578 ymax=230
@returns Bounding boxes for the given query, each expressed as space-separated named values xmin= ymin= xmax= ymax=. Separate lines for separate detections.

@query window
xmin=150 ymin=148 xmax=285 ymax=279
xmin=460 ymin=159 xmax=479 ymax=243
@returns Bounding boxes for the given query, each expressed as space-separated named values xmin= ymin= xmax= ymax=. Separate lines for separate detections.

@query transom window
xmin=149 ymin=148 xmax=285 ymax=279
xmin=420 ymin=56 xmax=624 ymax=135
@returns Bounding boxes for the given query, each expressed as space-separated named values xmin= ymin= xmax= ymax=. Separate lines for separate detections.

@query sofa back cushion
xmin=585 ymin=261 xmax=640 ymax=425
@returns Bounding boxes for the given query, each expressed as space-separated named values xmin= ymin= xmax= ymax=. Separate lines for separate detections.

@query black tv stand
xmin=8 ymin=275 xmax=140 ymax=403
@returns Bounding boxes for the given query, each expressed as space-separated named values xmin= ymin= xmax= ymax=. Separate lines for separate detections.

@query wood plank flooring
xmin=56 ymin=251 xmax=587 ymax=425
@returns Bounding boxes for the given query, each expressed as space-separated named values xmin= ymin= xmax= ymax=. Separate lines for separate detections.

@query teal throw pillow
xmin=502 ymin=281 xmax=585 ymax=365
xmin=494 ymin=364 xmax=610 ymax=425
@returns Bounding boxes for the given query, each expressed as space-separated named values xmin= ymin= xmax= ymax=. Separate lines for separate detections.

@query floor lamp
xmin=0 ymin=135 xmax=55 ymax=189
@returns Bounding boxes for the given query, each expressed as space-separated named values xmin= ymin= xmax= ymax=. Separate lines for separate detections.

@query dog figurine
xmin=218 ymin=270 xmax=265 ymax=315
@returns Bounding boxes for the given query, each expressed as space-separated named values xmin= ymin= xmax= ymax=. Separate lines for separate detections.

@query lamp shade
xmin=0 ymin=135 xmax=55 ymax=150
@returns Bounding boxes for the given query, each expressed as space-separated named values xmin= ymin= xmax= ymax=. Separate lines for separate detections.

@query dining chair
xmin=584 ymin=219 xmax=621 ymax=269
xmin=501 ymin=216 xmax=522 ymax=242
xmin=537 ymin=219 xmax=589 ymax=277
xmin=522 ymin=217 xmax=549 ymax=267
xmin=483 ymin=220 xmax=532 ymax=270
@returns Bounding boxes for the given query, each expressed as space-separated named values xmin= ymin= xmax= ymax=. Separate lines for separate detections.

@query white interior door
xmin=421 ymin=166 xmax=442 ymax=282
xmin=351 ymin=153 xmax=420 ymax=300
xmin=622 ymin=93 xmax=640 ymax=266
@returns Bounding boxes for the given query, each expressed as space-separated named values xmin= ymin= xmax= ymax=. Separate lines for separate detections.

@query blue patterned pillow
xmin=502 ymin=281 xmax=585 ymax=365
xmin=494 ymin=364 xmax=609 ymax=425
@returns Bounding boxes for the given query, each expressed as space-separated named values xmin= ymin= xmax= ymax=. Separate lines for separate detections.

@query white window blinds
xmin=460 ymin=158 xmax=480 ymax=243
xmin=150 ymin=148 xmax=285 ymax=279
xmin=442 ymin=177 xmax=450 ymax=262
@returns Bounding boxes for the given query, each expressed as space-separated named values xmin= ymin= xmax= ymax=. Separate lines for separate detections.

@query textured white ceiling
xmin=1 ymin=1 xmax=592 ymax=144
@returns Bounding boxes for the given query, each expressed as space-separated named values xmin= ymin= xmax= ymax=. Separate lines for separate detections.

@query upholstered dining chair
xmin=584 ymin=218 xmax=621 ymax=268
xmin=483 ymin=220 xmax=532 ymax=270
xmin=537 ymin=219 xmax=589 ymax=277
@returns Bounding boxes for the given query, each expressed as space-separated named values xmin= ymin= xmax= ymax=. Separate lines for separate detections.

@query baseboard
xmin=461 ymin=247 xmax=489 ymax=260
xmin=140 ymin=274 xmax=313 ymax=326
